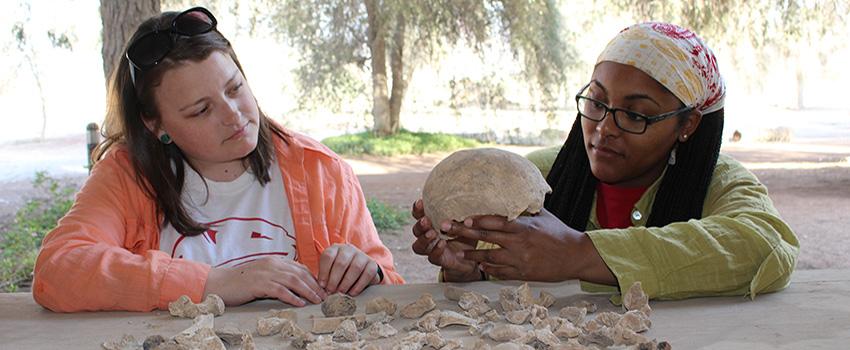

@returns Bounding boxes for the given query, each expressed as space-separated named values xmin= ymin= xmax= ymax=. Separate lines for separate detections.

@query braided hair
xmin=544 ymin=110 xmax=724 ymax=230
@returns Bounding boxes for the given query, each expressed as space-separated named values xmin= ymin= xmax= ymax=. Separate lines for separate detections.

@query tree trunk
xmin=365 ymin=0 xmax=392 ymax=136
xmin=100 ymin=0 xmax=160 ymax=82
xmin=387 ymin=13 xmax=406 ymax=135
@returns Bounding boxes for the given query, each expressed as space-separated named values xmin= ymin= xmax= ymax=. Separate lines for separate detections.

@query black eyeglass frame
xmin=575 ymin=82 xmax=694 ymax=135
xmin=126 ymin=7 xmax=217 ymax=86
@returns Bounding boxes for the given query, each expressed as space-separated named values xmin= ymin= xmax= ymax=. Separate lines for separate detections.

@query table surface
xmin=1 ymin=269 xmax=848 ymax=349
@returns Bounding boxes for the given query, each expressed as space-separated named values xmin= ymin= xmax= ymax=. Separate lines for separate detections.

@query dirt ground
xmin=353 ymin=142 xmax=850 ymax=283
xmin=0 ymin=140 xmax=848 ymax=285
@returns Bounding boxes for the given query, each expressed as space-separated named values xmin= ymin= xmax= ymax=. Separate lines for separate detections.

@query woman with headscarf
xmin=411 ymin=22 xmax=799 ymax=300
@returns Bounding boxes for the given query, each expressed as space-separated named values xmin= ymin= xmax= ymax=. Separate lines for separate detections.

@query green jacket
xmin=519 ymin=147 xmax=800 ymax=300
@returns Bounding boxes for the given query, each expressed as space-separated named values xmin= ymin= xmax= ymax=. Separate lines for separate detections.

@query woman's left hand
xmin=444 ymin=209 xmax=615 ymax=284
xmin=318 ymin=243 xmax=381 ymax=296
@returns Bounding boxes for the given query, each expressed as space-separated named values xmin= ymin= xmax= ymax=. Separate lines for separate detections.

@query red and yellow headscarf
xmin=597 ymin=22 xmax=726 ymax=114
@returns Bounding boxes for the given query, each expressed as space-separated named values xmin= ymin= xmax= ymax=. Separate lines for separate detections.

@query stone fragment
xmin=310 ymin=312 xmax=388 ymax=334
xmin=594 ymin=311 xmax=622 ymax=328
xmin=582 ymin=319 xmax=603 ymax=333
xmin=257 ymin=317 xmax=295 ymax=336
xmin=578 ymin=327 xmax=614 ymax=348
xmin=304 ymin=335 xmax=364 ymax=350
xmin=572 ymin=300 xmax=597 ymax=314
xmin=365 ymin=296 xmax=397 ymax=316
xmin=623 ymin=281 xmax=651 ymax=316
xmin=168 ymin=294 xmax=225 ymax=318
xmin=617 ymin=310 xmax=651 ymax=333
xmin=290 ymin=332 xmax=317 ymax=350
xmin=553 ymin=320 xmax=582 ymax=339
xmin=332 ymin=319 xmax=359 ymax=342
xmin=506 ymin=309 xmax=533 ymax=325
xmin=535 ymin=291 xmax=556 ymax=308
xmin=472 ymin=339 xmax=492 ymax=350
xmin=424 ymin=331 xmax=447 ymax=349
xmin=443 ymin=285 xmax=471 ymax=301
xmin=322 ymin=293 xmax=357 ymax=317
xmin=518 ymin=326 xmax=561 ymax=348
xmin=482 ymin=309 xmax=502 ymax=322
xmin=550 ymin=338 xmax=587 ymax=350
xmin=142 ymin=335 xmax=166 ymax=350
xmin=499 ymin=283 xmax=535 ymax=312
xmin=438 ymin=310 xmax=479 ymax=328
xmin=392 ymin=331 xmax=427 ymax=350
xmin=492 ymin=344 xmax=534 ymax=350
xmin=239 ymin=331 xmax=255 ymax=350
xmin=609 ymin=325 xmax=650 ymax=346
xmin=400 ymin=293 xmax=437 ymax=319
xmin=173 ymin=314 xmax=225 ymax=350
xmin=558 ymin=306 xmax=587 ymax=325
xmin=485 ymin=323 xmax=527 ymax=342
xmin=214 ymin=324 xmax=245 ymax=345
xmin=265 ymin=309 xmax=297 ymax=322
xmin=367 ymin=322 xmax=398 ymax=339
xmin=531 ymin=316 xmax=564 ymax=331
xmin=102 ymin=334 xmax=142 ymax=350
xmin=459 ymin=291 xmax=492 ymax=317
xmin=422 ymin=148 xmax=551 ymax=238
xmin=412 ymin=309 xmax=441 ymax=332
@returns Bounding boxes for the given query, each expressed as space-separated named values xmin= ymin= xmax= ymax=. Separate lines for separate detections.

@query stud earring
xmin=159 ymin=133 xmax=173 ymax=144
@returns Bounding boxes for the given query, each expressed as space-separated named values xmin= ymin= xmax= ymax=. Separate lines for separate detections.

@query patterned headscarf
xmin=596 ymin=22 xmax=726 ymax=114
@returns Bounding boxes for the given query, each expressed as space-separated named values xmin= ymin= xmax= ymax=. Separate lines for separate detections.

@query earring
xmin=159 ymin=133 xmax=173 ymax=144
xmin=668 ymin=146 xmax=677 ymax=165
xmin=683 ymin=134 xmax=689 ymax=140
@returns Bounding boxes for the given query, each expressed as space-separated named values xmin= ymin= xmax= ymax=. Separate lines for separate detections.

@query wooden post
xmin=86 ymin=123 xmax=100 ymax=174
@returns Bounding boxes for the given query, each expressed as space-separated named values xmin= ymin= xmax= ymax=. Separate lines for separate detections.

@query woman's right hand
xmin=203 ymin=256 xmax=327 ymax=307
xmin=410 ymin=199 xmax=481 ymax=282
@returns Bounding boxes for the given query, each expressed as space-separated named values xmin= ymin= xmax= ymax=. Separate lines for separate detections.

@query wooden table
xmin=1 ymin=269 xmax=847 ymax=349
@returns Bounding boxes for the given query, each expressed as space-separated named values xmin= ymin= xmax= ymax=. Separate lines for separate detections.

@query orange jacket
xmin=33 ymin=130 xmax=403 ymax=312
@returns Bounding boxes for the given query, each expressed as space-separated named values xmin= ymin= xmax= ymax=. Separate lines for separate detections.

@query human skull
xmin=422 ymin=148 xmax=552 ymax=237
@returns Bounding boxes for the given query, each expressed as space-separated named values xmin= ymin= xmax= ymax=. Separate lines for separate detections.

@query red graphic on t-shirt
xmin=251 ymin=231 xmax=273 ymax=240
xmin=169 ymin=217 xmax=297 ymax=267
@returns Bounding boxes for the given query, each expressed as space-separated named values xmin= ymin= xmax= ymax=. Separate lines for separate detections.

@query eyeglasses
xmin=575 ymin=83 xmax=693 ymax=134
xmin=126 ymin=7 xmax=217 ymax=86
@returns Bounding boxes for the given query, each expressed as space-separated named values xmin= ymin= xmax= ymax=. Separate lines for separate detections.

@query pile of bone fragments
xmin=102 ymin=282 xmax=670 ymax=350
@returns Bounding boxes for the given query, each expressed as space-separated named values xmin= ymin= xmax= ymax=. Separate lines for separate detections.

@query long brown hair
xmin=94 ymin=10 xmax=287 ymax=236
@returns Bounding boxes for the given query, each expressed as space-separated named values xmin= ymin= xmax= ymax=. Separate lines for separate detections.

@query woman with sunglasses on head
xmin=33 ymin=7 xmax=402 ymax=312
xmin=411 ymin=23 xmax=799 ymax=300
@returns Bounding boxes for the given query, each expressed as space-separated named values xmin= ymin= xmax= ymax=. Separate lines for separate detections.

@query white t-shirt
xmin=159 ymin=161 xmax=297 ymax=268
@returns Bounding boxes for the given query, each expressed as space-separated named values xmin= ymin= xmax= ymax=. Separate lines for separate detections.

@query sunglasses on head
xmin=126 ymin=7 xmax=217 ymax=86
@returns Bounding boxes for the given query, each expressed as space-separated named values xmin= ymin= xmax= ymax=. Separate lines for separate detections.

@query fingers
xmin=318 ymin=244 xmax=339 ymax=289
xmin=411 ymin=199 xmax=425 ymax=219
xmin=411 ymin=228 xmax=440 ymax=255
xmin=271 ymin=261 xmax=326 ymax=304
xmin=325 ymin=246 xmax=355 ymax=294
xmin=293 ymin=263 xmax=327 ymax=303
xmin=480 ymin=263 xmax=525 ymax=281
xmin=441 ymin=220 xmax=513 ymax=246
xmin=268 ymin=281 xmax=307 ymax=307
xmin=463 ymin=247 xmax=514 ymax=266
xmin=337 ymin=253 xmax=370 ymax=294
xmin=346 ymin=260 xmax=379 ymax=297
xmin=412 ymin=215 xmax=431 ymax=238
xmin=428 ymin=239 xmax=466 ymax=271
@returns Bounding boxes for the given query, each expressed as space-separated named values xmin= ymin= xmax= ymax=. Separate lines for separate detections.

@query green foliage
xmin=0 ymin=172 xmax=75 ymax=292
xmin=323 ymin=129 xmax=480 ymax=156
xmin=366 ymin=198 xmax=409 ymax=233
xmin=270 ymin=0 xmax=573 ymax=128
